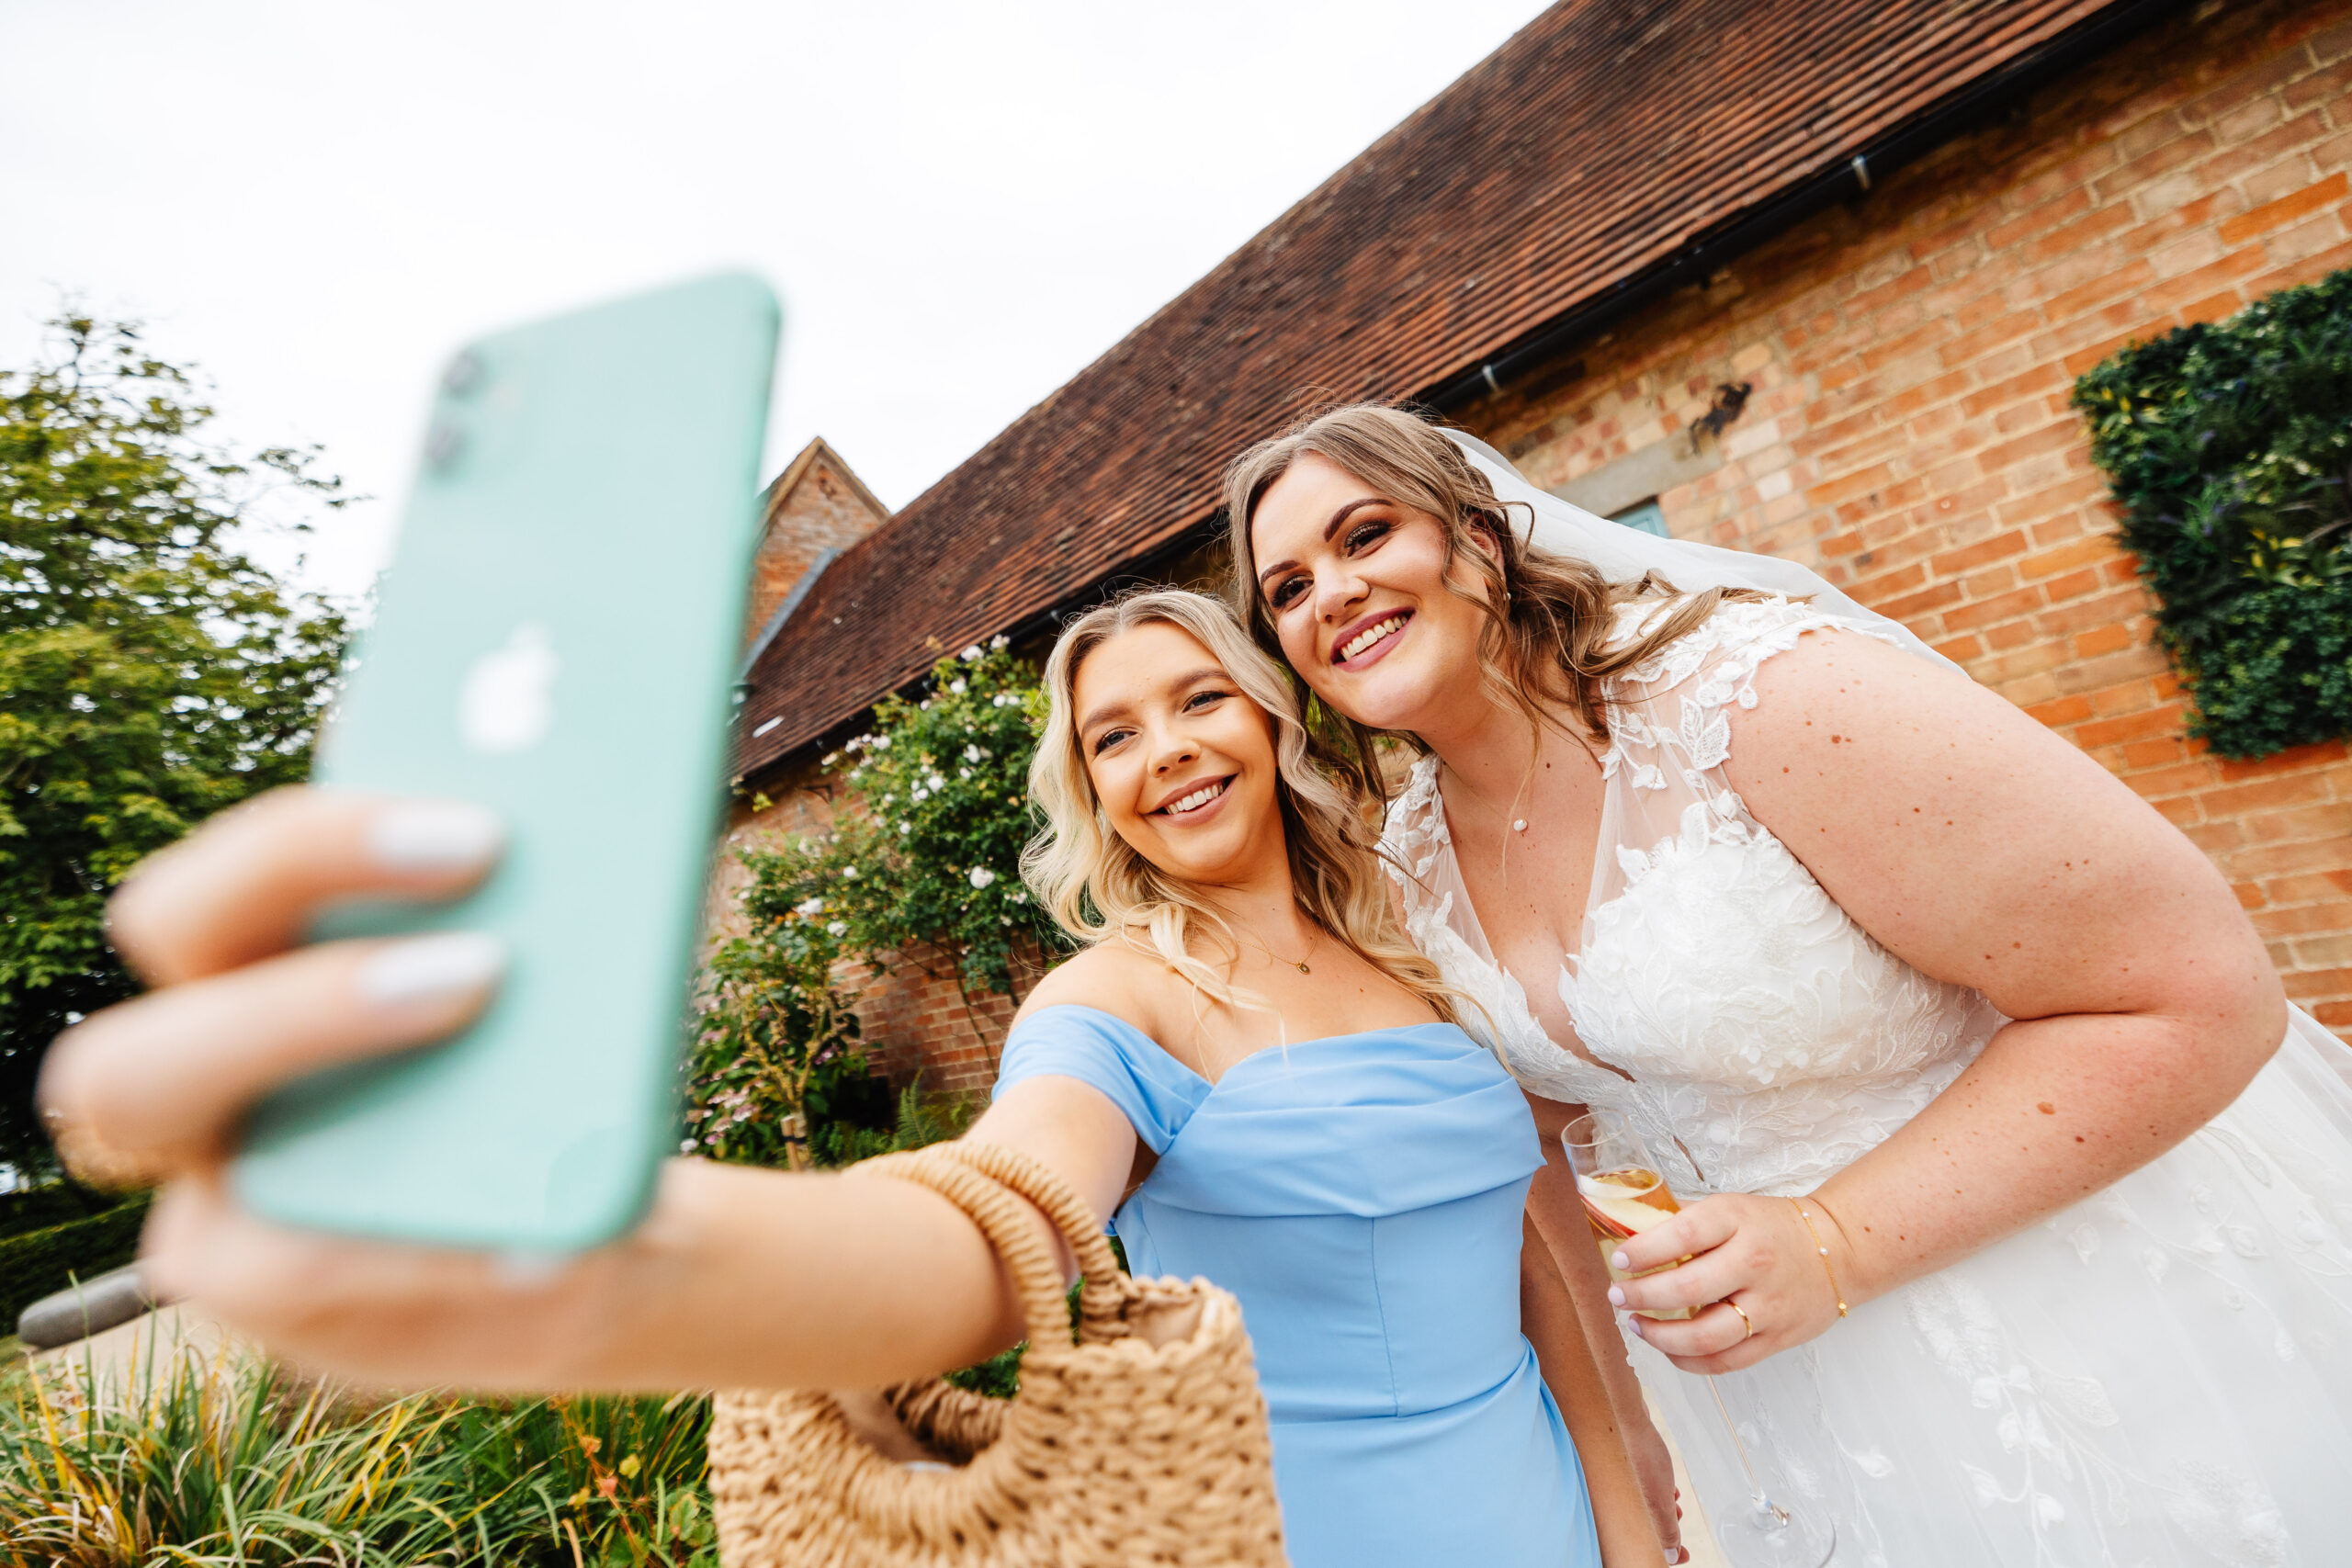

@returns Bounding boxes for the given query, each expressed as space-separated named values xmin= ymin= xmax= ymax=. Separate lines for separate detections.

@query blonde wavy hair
xmin=1222 ymin=402 xmax=1768 ymax=794
xmin=1022 ymin=588 xmax=1461 ymax=1026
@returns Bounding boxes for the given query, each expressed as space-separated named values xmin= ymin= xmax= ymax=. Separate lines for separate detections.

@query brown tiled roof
xmin=736 ymin=0 xmax=2134 ymax=778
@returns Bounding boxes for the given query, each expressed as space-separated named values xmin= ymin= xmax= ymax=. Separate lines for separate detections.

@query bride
xmin=1221 ymin=403 xmax=2352 ymax=1566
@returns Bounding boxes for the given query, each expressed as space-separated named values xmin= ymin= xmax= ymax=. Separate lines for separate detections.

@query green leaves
xmin=687 ymin=640 xmax=1067 ymax=1170
xmin=0 ymin=318 xmax=350 ymax=1172
xmin=2073 ymin=267 xmax=2352 ymax=758
xmin=688 ymin=827 xmax=865 ymax=1168
xmin=829 ymin=637 xmax=1062 ymax=998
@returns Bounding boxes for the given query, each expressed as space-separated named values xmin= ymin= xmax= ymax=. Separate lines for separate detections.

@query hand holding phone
xmin=224 ymin=275 xmax=781 ymax=1252
xmin=43 ymin=781 xmax=1037 ymax=1399
xmin=33 ymin=276 xmax=1046 ymax=1400
xmin=50 ymin=787 xmax=633 ymax=1391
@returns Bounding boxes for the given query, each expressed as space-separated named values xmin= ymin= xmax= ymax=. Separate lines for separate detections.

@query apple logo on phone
xmin=459 ymin=622 xmax=560 ymax=754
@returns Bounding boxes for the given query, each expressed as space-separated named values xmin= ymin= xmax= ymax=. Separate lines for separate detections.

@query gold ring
xmin=1725 ymin=1299 xmax=1756 ymax=1340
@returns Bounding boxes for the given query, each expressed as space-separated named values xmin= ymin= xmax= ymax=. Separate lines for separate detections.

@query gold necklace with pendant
xmin=1254 ymin=923 xmax=1321 ymax=976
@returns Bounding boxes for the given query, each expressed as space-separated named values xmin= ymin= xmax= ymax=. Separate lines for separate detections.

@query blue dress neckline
xmin=1022 ymin=1001 xmax=1466 ymax=1092
xmin=989 ymin=998 xmax=1592 ymax=1566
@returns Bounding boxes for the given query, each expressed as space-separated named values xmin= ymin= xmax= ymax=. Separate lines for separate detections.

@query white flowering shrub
xmin=688 ymin=831 xmax=878 ymax=1168
xmin=690 ymin=638 xmax=1066 ymax=1168
xmin=825 ymin=636 xmax=1065 ymax=997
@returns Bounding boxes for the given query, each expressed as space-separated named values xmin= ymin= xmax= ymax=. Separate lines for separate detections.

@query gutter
xmin=1422 ymin=0 xmax=2195 ymax=411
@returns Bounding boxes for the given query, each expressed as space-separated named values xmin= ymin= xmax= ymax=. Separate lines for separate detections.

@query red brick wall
xmin=744 ymin=443 xmax=888 ymax=655
xmin=711 ymin=750 xmax=1036 ymax=1105
xmin=837 ymin=944 xmax=1022 ymax=1099
xmin=1465 ymin=0 xmax=2352 ymax=1036
xmin=707 ymin=748 xmax=1029 ymax=1102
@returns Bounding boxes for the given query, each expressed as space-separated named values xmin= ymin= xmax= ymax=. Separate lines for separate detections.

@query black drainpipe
xmin=1422 ymin=0 xmax=2196 ymax=412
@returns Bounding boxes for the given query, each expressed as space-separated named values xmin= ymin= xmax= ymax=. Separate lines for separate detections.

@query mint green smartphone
xmin=230 ymin=274 xmax=781 ymax=1252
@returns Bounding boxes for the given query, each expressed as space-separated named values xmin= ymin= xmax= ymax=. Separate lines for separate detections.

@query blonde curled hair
xmin=1222 ymin=403 xmax=1768 ymax=792
xmin=1022 ymin=588 xmax=1460 ymax=1025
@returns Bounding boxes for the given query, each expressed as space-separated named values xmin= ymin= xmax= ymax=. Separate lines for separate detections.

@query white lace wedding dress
xmin=1385 ymin=595 xmax=2352 ymax=1567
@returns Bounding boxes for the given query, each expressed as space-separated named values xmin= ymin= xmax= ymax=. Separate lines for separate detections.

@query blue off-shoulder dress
xmin=995 ymin=1005 xmax=1599 ymax=1568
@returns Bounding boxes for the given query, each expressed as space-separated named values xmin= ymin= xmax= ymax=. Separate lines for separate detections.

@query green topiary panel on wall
xmin=2073 ymin=268 xmax=2352 ymax=760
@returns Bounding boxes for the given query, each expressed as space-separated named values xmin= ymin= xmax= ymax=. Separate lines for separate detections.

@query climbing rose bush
xmin=820 ymin=636 xmax=1067 ymax=998
xmin=695 ymin=637 xmax=1069 ymax=1169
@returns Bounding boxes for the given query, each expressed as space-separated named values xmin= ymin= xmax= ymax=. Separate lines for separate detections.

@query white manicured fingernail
xmin=359 ymin=932 xmax=504 ymax=1006
xmin=368 ymin=801 xmax=503 ymax=872
xmin=1610 ymin=1250 xmax=1629 ymax=1271
xmin=1607 ymin=1285 xmax=1625 ymax=1307
xmin=1627 ymin=1316 xmax=1645 ymax=1338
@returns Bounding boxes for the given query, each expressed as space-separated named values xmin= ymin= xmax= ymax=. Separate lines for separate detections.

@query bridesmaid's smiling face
xmin=1070 ymin=621 xmax=1288 ymax=889
xmin=1249 ymin=452 xmax=1499 ymax=734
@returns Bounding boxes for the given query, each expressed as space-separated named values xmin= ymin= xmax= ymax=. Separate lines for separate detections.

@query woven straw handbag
xmin=708 ymin=1139 xmax=1289 ymax=1567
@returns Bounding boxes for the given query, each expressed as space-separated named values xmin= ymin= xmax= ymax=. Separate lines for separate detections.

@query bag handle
xmin=853 ymin=1142 xmax=1129 ymax=1350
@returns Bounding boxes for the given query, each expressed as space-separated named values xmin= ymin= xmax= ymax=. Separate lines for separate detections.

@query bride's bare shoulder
xmin=1726 ymin=616 xmax=2017 ymax=776
xmin=1718 ymin=617 xmax=2260 ymax=1023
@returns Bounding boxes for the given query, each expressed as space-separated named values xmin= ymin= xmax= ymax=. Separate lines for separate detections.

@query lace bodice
xmin=1385 ymin=596 xmax=2006 ymax=1197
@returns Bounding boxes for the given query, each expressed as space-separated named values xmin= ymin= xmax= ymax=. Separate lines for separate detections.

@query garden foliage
xmin=0 ymin=1175 xmax=108 ymax=1236
xmin=0 ymin=1194 xmax=150 ymax=1327
xmin=682 ymin=640 xmax=1067 ymax=1399
xmin=0 ymin=318 xmax=348 ymax=1172
xmin=810 ymin=636 xmax=1065 ymax=1000
xmin=2073 ymin=267 xmax=2352 ymax=758
xmin=687 ymin=638 xmax=1066 ymax=1167
xmin=685 ymin=832 xmax=876 ymax=1168
xmin=1 ymin=1335 xmax=717 ymax=1566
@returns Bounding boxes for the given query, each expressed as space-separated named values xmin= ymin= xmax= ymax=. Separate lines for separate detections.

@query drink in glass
xmin=1561 ymin=1110 xmax=1834 ymax=1568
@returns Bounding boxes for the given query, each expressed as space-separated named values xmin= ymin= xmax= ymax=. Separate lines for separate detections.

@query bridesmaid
xmin=40 ymin=588 xmax=1659 ymax=1567
xmin=1220 ymin=402 xmax=2352 ymax=1565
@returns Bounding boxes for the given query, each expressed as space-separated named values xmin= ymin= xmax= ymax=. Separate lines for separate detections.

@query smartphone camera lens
xmin=424 ymin=418 xmax=466 ymax=470
xmin=441 ymin=350 xmax=485 ymax=397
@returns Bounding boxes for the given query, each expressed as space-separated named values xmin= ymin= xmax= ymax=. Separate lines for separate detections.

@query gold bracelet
xmin=1789 ymin=1197 xmax=1849 ymax=1318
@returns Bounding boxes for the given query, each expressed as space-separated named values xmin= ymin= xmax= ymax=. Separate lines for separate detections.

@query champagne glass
xmin=1563 ymin=1110 xmax=1836 ymax=1568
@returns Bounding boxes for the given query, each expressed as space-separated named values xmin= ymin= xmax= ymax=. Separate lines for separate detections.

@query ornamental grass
xmin=0 ymin=1322 xmax=715 ymax=1567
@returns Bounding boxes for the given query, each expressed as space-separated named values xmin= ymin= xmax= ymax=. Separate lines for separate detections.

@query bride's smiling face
xmin=1070 ymin=621 xmax=1288 ymax=889
xmin=1249 ymin=451 xmax=1497 ymax=734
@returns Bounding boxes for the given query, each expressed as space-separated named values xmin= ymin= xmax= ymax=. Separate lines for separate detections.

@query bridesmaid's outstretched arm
xmin=40 ymin=786 xmax=1144 ymax=1395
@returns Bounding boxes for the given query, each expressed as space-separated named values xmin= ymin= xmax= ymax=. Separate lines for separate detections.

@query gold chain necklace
xmin=1250 ymin=923 xmax=1322 ymax=976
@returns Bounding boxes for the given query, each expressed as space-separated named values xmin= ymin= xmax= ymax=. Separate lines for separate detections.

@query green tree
xmin=0 ymin=317 xmax=350 ymax=1173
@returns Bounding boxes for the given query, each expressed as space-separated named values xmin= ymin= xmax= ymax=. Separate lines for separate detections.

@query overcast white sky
xmin=6 ymin=0 xmax=1544 ymax=604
